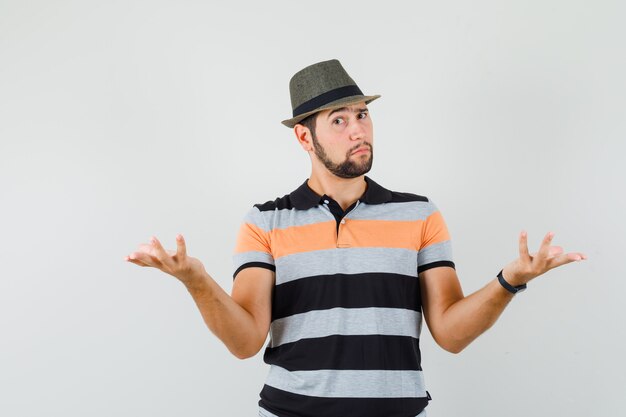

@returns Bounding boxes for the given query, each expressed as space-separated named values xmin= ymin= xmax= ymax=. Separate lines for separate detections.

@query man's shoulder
xmin=387 ymin=189 xmax=430 ymax=204
xmin=238 ymin=193 xmax=291 ymax=228
xmin=249 ymin=178 xmax=312 ymax=212
xmin=252 ymin=193 xmax=294 ymax=212
xmin=365 ymin=176 xmax=431 ymax=205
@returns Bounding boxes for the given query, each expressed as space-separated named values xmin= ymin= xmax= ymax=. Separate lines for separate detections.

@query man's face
xmin=309 ymin=102 xmax=374 ymax=179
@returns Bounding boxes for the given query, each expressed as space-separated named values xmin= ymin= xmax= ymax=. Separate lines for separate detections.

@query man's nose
xmin=349 ymin=118 xmax=366 ymax=140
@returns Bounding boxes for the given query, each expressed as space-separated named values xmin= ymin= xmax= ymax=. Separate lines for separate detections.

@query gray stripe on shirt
xmin=265 ymin=365 xmax=426 ymax=398
xmin=269 ymin=307 xmax=422 ymax=348
xmin=275 ymin=247 xmax=418 ymax=285
xmin=417 ymin=240 xmax=454 ymax=267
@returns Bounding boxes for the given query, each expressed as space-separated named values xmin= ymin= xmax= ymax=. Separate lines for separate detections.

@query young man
xmin=125 ymin=59 xmax=587 ymax=417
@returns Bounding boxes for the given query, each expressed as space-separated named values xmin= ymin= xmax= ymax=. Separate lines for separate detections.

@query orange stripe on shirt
xmin=236 ymin=210 xmax=451 ymax=259
xmin=271 ymin=219 xmax=424 ymax=259
xmin=419 ymin=210 xmax=451 ymax=250
xmin=233 ymin=222 xmax=272 ymax=254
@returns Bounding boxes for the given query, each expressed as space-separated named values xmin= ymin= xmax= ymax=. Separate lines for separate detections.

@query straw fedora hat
xmin=281 ymin=59 xmax=381 ymax=128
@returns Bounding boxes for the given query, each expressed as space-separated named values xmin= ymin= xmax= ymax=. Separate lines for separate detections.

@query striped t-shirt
xmin=232 ymin=175 xmax=455 ymax=417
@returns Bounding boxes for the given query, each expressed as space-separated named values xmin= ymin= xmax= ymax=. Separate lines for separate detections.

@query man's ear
xmin=294 ymin=124 xmax=312 ymax=151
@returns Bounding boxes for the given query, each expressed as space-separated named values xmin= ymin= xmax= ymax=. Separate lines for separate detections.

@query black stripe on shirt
xmin=272 ymin=272 xmax=421 ymax=320
xmin=259 ymin=384 xmax=429 ymax=417
xmin=263 ymin=334 xmax=422 ymax=371
xmin=233 ymin=262 xmax=276 ymax=280
xmin=418 ymin=260 xmax=456 ymax=275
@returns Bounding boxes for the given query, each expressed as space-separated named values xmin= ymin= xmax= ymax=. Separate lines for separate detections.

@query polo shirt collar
xmin=290 ymin=175 xmax=393 ymax=210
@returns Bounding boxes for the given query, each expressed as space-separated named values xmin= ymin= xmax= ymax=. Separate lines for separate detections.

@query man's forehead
xmin=322 ymin=103 xmax=369 ymax=118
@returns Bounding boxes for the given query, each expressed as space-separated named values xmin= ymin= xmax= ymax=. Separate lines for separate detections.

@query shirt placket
xmin=321 ymin=198 xmax=361 ymax=248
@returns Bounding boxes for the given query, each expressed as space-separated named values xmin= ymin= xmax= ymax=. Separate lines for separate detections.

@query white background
xmin=1 ymin=1 xmax=624 ymax=416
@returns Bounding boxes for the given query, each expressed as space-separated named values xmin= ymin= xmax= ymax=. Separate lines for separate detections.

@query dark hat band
xmin=292 ymin=85 xmax=364 ymax=117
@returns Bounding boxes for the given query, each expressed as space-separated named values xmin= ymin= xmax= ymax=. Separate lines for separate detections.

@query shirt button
xmin=341 ymin=219 xmax=346 ymax=224
xmin=324 ymin=200 xmax=329 ymax=204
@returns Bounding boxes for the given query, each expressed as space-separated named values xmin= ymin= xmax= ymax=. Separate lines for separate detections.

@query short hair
xmin=298 ymin=112 xmax=318 ymax=140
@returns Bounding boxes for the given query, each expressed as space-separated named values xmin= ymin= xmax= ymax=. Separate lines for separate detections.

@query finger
xmin=126 ymin=252 xmax=151 ymax=267
xmin=567 ymin=252 xmax=587 ymax=262
xmin=176 ymin=234 xmax=187 ymax=259
xmin=519 ymin=230 xmax=531 ymax=262
xmin=138 ymin=243 xmax=155 ymax=254
xmin=548 ymin=246 xmax=564 ymax=258
xmin=127 ymin=258 xmax=149 ymax=267
xmin=150 ymin=236 xmax=168 ymax=260
xmin=547 ymin=252 xmax=585 ymax=269
xmin=532 ymin=246 xmax=564 ymax=259
xmin=537 ymin=231 xmax=554 ymax=259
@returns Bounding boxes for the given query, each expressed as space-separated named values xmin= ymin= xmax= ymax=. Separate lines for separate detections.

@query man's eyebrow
xmin=327 ymin=107 xmax=369 ymax=119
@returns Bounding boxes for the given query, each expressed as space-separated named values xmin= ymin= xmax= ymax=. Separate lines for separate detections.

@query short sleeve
xmin=232 ymin=206 xmax=276 ymax=280
xmin=417 ymin=199 xmax=455 ymax=274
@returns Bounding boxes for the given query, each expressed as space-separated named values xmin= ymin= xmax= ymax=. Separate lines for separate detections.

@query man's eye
xmin=358 ymin=112 xmax=368 ymax=119
xmin=333 ymin=118 xmax=344 ymax=125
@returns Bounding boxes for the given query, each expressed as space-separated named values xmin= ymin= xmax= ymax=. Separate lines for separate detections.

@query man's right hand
xmin=125 ymin=234 xmax=207 ymax=289
xmin=125 ymin=233 xmax=273 ymax=359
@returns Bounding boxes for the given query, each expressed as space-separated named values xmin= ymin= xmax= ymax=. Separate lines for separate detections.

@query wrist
xmin=497 ymin=269 xmax=527 ymax=295
xmin=501 ymin=266 xmax=526 ymax=287
xmin=183 ymin=269 xmax=212 ymax=294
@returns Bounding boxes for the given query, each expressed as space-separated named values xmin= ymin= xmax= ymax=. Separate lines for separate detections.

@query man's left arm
xmin=419 ymin=230 xmax=587 ymax=353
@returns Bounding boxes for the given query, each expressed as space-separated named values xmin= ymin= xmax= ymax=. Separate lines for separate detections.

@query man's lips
xmin=351 ymin=147 xmax=370 ymax=155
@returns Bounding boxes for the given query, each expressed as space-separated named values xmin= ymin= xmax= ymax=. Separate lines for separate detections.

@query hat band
xmin=292 ymin=85 xmax=364 ymax=117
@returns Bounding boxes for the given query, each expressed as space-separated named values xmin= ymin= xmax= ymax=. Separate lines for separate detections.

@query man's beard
xmin=311 ymin=135 xmax=373 ymax=179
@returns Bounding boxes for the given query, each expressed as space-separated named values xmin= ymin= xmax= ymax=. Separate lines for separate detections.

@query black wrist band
xmin=497 ymin=269 xmax=527 ymax=294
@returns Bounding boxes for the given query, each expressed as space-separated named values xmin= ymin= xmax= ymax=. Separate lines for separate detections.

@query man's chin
xmin=335 ymin=166 xmax=373 ymax=179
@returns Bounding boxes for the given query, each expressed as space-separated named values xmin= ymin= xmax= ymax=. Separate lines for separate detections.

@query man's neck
xmin=306 ymin=172 xmax=367 ymax=212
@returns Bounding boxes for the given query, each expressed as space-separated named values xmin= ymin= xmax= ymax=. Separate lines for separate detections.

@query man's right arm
xmin=126 ymin=233 xmax=274 ymax=360
xmin=184 ymin=266 xmax=274 ymax=359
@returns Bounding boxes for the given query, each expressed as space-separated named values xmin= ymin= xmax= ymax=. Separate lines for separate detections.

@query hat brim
xmin=281 ymin=94 xmax=381 ymax=128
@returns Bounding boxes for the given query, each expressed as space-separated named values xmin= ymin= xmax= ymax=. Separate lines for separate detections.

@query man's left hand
xmin=501 ymin=231 xmax=587 ymax=287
